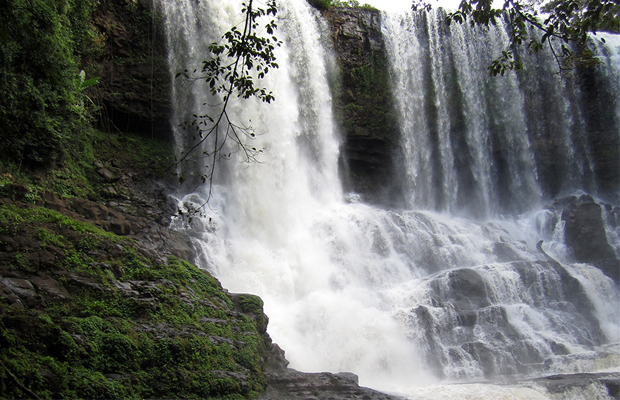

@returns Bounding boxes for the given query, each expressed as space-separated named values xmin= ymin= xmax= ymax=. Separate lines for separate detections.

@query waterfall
xmin=162 ymin=0 xmax=433 ymax=388
xmin=161 ymin=1 xmax=620 ymax=398
xmin=384 ymin=9 xmax=620 ymax=217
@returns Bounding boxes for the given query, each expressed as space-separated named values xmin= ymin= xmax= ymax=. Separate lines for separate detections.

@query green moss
xmin=0 ymin=205 xmax=270 ymax=399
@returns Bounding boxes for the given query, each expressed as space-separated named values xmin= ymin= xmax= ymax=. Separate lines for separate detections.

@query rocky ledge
xmin=532 ymin=372 xmax=620 ymax=399
xmin=259 ymin=369 xmax=405 ymax=400
xmin=547 ymin=194 xmax=620 ymax=283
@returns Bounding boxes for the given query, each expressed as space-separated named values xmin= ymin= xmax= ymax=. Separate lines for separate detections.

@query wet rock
xmin=411 ymin=260 xmax=607 ymax=380
xmin=103 ymin=186 xmax=118 ymax=196
xmin=97 ymin=167 xmax=122 ymax=182
xmin=104 ymin=373 xmax=128 ymax=381
xmin=435 ymin=268 xmax=490 ymax=311
xmin=0 ymin=280 xmax=23 ymax=307
xmin=1 ymin=278 xmax=36 ymax=299
xmin=532 ymin=372 xmax=620 ymax=398
xmin=209 ymin=336 xmax=235 ymax=347
xmin=71 ymin=199 xmax=109 ymax=224
xmin=562 ymin=200 xmax=619 ymax=282
xmin=42 ymin=191 xmax=67 ymax=212
xmin=112 ymin=280 xmax=139 ymax=296
xmin=55 ymin=271 xmax=107 ymax=293
xmin=108 ymin=210 xmax=131 ymax=235
xmin=200 ymin=317 xmax=229 ymax=325
xmin=30 ymin=274 xmax=71 ymax=300
xmin=258 ymin=369 xmax=405 ymax=400
xmin=492 ymin=241 xmax=522 ymax=262
xmin=133 ymin=223 xmax=197 ymax=263
xmin=322 ymin=7 xmax=404 ymax=206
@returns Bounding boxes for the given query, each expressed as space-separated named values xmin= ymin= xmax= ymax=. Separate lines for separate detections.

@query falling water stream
xmin=160 ymin=1 xmax=620 ymax=398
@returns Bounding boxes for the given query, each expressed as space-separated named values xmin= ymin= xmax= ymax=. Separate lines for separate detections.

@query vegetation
xmin=337 ymin=54 xmax=395 ymax=131
xmin=0 ymin=0 xmax=172 ymax=195
xmin=0 ymin=0 xmax=100 ymax=167
xmin=0 ymin=204 xmax=271 ymax=399
xmin=0 ymin=2 xmax=244 ymax=396
xmin=413 ymin=0 xmax=620 ymax=75
xmin=307 ymin=0 xmax=378 ymax=11
xmin=0 ymin=128 xmax=173 ymax=205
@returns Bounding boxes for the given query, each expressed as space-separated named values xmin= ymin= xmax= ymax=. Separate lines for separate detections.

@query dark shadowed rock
xmin=90 ymin=0 xmax=172 ymax=140
xmin=322 ymin=8 xmax=404 ymax=206
xmin=438 ymin=268 xmax=490 ymax=311
xmin=532 ymin=372 xmax=620 ymax=398
xmin=97 ymin=167 xmax=122 ymax=182
xmin=258 ymin=369 xmax=406 ymax=400
xmin=562 ymin=200 xmax=619 ymax=282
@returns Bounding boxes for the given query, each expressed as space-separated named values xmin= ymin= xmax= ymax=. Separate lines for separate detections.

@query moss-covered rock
xmin=0 ymin=203 xmax=283 ymax=399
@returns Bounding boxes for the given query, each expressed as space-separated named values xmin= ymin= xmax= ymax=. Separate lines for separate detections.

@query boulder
xmin=258 ymin=369 xmax=405 ymax=400
xmin=562 ymin=200 xmax=619 ymax=282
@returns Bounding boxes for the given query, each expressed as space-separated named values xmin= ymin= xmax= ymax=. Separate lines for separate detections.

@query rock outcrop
xmin=559 ymin=195 xmax=620 ymax=283
xmin=532 ymin=372 xmax=620 ymax=399
xmin=90 ymin=0 xmax=172 ymax=140
xmin=410 ymin=260 xmax=606 ymax=379
xmin=323 ymin=8 xmax=404 ymax=206
xmin=258 ymin=369 xmax=405 ymax=400
xmin=0 ymin=197 xmax=284 ymax=398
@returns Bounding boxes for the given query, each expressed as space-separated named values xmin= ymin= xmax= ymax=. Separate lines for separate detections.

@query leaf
xmin=80 ymin=77 xmax=100 ymax=90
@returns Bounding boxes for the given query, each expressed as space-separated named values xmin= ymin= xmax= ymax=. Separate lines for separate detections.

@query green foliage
xmin=307 ymin=0 xmax=333 ymax=9
xmin=198 ymin=0 xmax=281 ymax=104
xmin=0 ymin=204 xmax=119 ymax=239
xmin=0 ymin=126 xmax=173 ymax=205
xmin=238 ymin=294 xmax=264 ymax=315
xmin=0 ymin=0 xmax=99 ymax=166
xmin=337 ymin=53 xmax=395 ymax=132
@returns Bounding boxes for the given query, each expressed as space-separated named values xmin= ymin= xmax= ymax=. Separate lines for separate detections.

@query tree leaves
xmin=173 ymin=0 xmax=280 ymax=215
xmin=196 ymin=0 xmax=281 ymax=104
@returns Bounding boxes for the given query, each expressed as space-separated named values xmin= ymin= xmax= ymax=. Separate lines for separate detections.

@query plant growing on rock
xmin=0 ymin=204 xmax=277 ymax=399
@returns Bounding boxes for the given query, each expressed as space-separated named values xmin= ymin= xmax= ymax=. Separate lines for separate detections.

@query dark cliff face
xmin=322 ymin=8 xmax=404 ymax=207
xmin=575 ymin=64 xmax=620 ymax=203
xmin=559 ymin=195 xmax=620 ymax=282
xmin=90 ymin=0 xmax=172 ymax=140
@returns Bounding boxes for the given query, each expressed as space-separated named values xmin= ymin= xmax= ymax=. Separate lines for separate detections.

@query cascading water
xmin=161 ymin=1 xmax=620 ymax=398
xmin=383 ymin=9 xmax=620 ymax=218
